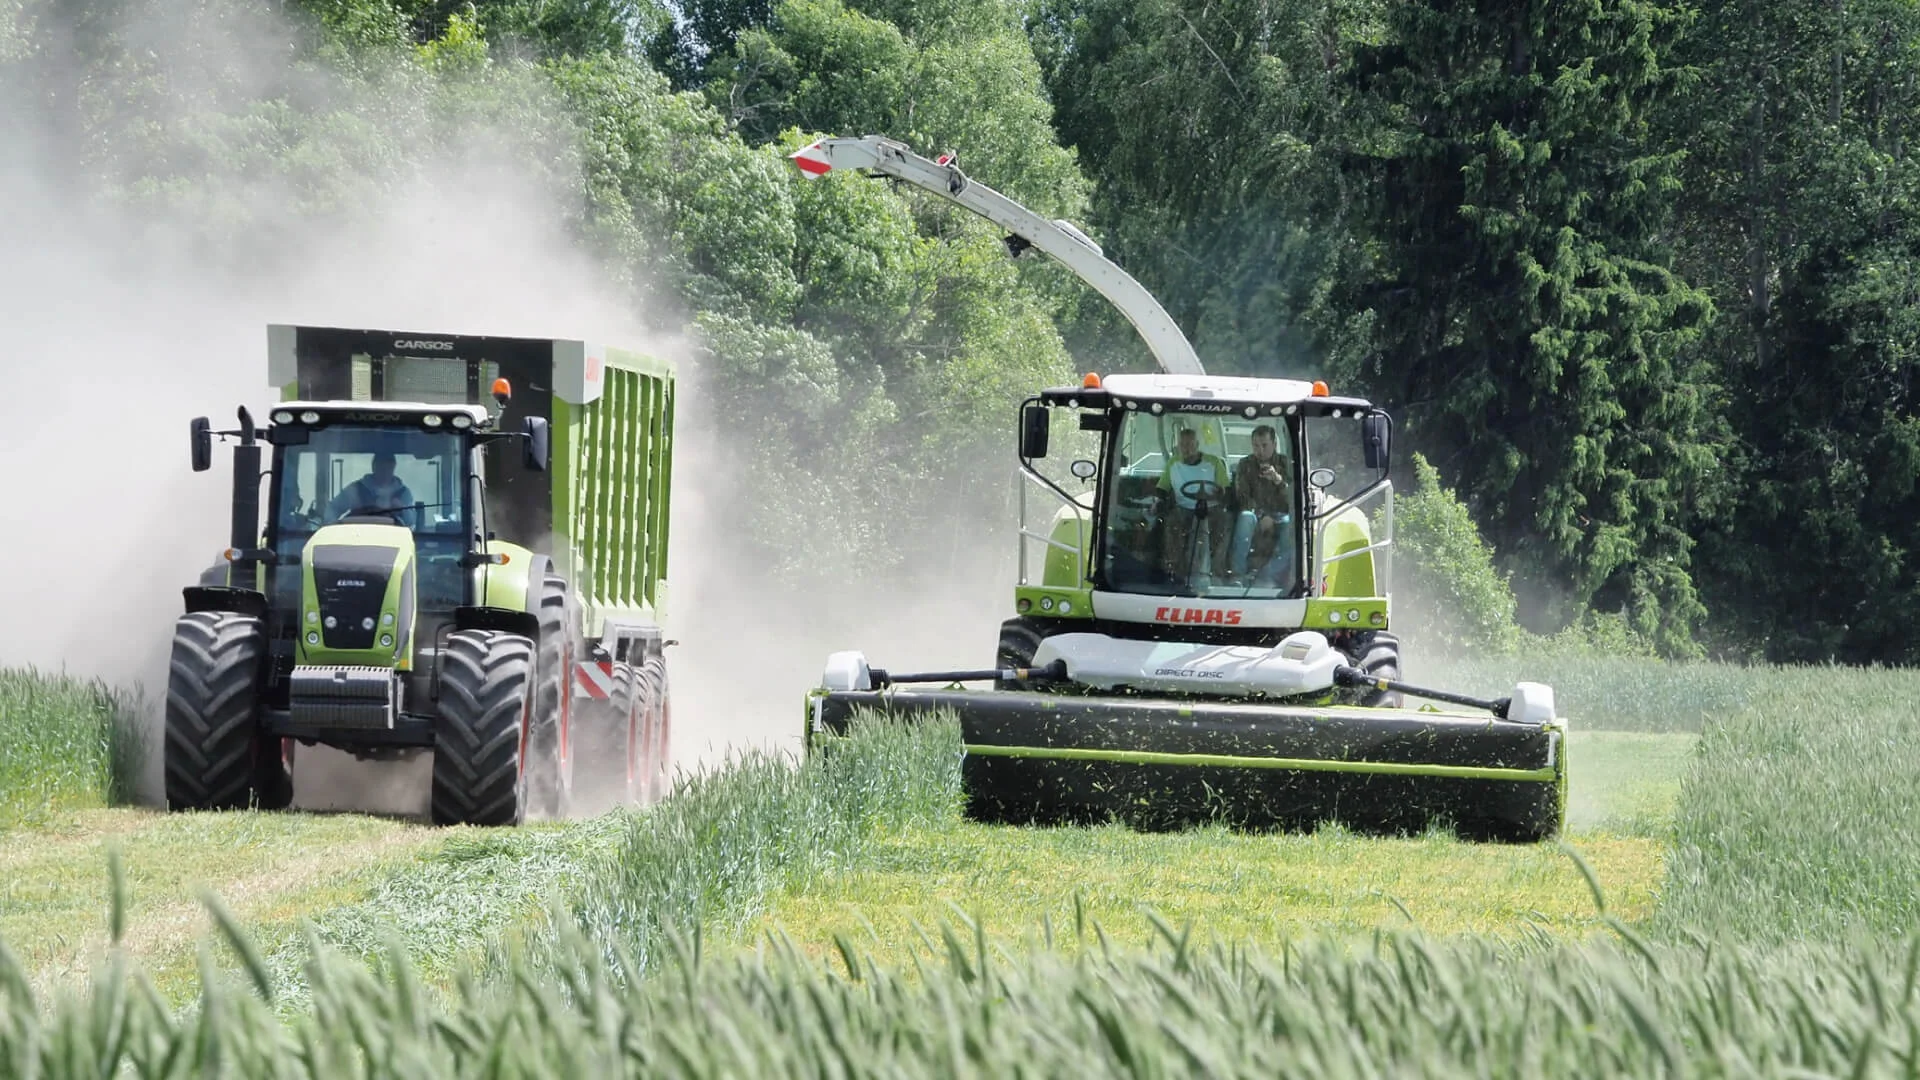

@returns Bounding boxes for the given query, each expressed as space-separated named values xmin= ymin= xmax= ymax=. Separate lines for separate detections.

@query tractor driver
xmin=1155 ymin=426 xmax=1231 ymax=584
xmin=328 ymin=451 xmax=419 ymax=528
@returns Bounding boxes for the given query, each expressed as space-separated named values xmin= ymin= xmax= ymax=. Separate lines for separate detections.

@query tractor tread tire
xmin=431 ymin=630 xmax=535 ymax=827
xmin=995 ymin=617 xmax=1062 ymax=691
xmin=638 ymin=653 xmax=671 ymax=803
xmin=572 ymin=661 xmax=637 ymax=814
xmin=165 ymin=611 xmax=270 ymax=811
xmin=527 ymin=569 xmax=575 ymax=819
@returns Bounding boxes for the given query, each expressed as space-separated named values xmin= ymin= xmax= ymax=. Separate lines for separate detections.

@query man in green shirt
xmin=1156 ymin=426 xmax=1231 ymax=586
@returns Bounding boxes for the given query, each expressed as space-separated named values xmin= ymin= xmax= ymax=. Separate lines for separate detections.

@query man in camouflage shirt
xmin=1230 ymin=424 xmax=1293 ymax=585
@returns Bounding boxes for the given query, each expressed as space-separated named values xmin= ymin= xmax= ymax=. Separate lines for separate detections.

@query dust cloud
xmin=0 ymin=1 xmax=1013 ymax=815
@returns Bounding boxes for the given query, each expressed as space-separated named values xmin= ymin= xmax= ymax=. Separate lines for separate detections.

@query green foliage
xmin=1672 ymin=0 xmax=1920 ymax=666
xmin=1341 ymin=0 xmax=1716 ymax=658
xmin=0 ymin=670 xmax=145 ymax=829
xmin=1392 ymin=452 xmax=1523 ymax=656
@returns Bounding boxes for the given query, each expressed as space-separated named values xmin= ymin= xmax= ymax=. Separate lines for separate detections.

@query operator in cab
xmin=329 ymin=451 xmax=420 ymax=528
xmin=1229 ymin=423 xmax=1294 ymax=588
xmin=1155 ymin=426 xmax=1231 ymax=587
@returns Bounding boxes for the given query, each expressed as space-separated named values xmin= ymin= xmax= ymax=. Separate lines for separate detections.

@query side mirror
xmin=191 ymin=417 xmax=212 ymax=472
xmin=1070 ymin=459 xmax=1097 ymax=480
xmin=1019 ymin=404 xmax=1050 ymax=459
xmin=1309 ymin=467 xmax=1336 ymax=489
xmin=1362 ymin=413 xmax=1390 ymax=471
xmin=522 ymin=416 xmax=550 ymax=472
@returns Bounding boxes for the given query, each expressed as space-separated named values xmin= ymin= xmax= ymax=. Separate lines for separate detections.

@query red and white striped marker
xmin=789 ymin=140 xmax=833 ymax=178
xmin=575 ymin=660 xmax=617 ymax=701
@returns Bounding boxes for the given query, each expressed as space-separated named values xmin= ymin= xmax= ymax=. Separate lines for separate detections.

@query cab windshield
xmin=270 ymin=424 xmax=471 ymax=610
xmin=1102 ymin=410 xmax=1301 ymax=598
xmin=276 ymin=426 xmax=465 ymax=535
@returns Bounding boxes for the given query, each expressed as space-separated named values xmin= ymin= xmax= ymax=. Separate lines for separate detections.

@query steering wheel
xmin=1179 ymin=479 xmax=1224 ymax=503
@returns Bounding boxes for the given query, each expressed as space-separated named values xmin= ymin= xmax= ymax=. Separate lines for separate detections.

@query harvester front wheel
xmin=165 ymin=611 xmax=280 ymax=811
xmin=1344 ymin=631 xmax=1404 ymax=708
xmin=527 ymin=569 xmax=576 ymax=819
xmin=431 ymin=630 xmax=536 ymax=827
xmin=995 ymin=617 xmax=1065 ymax=691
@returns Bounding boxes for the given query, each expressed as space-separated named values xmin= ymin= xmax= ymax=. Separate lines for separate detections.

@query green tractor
xmin=171 ymin=325 xmax=676 ymax=826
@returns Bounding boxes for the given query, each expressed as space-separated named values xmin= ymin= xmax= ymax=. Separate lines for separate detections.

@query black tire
xmin=526 ymin=569 xmax=576 ymax=819
xmin=571 ymin=660 xmax=638 ymax=814
xmin=165 ymin=611 xmax=280 ymax=811
xmin=638 ymin=653 xmax=671 ymax=803
xmin=431 ymin=630 xmax=536 ymax=826
xmin=1344 ymin=631 xmax=1404 ymax=708
xmin=994 ymin=617 xmax=1061 ymax=691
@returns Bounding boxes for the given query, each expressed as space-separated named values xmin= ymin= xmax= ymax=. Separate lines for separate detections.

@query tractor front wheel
xmin=431 ymin=630 xmax=536 ymax=826
xmin=165 ymin=611 xmax=282 ymax=811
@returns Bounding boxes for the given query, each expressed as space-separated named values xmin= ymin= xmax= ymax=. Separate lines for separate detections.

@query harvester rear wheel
xmin=527 ymin=568 xmax=576 ymax=819
xmin=165 ymin=611 xmax=280 ymax=811
xmin=1345 ymin=631 xmax=1404 ymax=708
xmin=431 ymin=630 xmax=535 ymax=826
xmin=994 ymin=617 xmax=1065 ymax=691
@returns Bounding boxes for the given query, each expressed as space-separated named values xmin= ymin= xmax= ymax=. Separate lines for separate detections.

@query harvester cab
xmin=792 ymin=136 xmax=1568 ymax=841
xmin=170 ymin=325 xmax=676 ymax=826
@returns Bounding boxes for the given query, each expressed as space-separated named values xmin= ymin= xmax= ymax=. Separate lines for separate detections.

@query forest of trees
xmin=7 ymin=0 xmax=1919 ymax=666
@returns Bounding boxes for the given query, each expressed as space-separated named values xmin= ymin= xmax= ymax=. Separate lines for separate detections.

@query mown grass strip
xmin=742 ymin=730 xmax=1691 ymax=966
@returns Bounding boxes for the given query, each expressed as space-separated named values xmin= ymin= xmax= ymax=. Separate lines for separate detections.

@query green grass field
xmin=4 ymin=653 xmax=1920 ymax=1075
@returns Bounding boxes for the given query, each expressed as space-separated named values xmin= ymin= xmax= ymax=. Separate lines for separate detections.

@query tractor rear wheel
xmin=526 ymin=569 xmax=576 ymax=819
xmin=1344 ymin=631 xmax=1404 ymax=708
xmin=431 ymin=630 xmax=535 ymax=826
xmin=165 ymin=611 xmax=282 ymax=811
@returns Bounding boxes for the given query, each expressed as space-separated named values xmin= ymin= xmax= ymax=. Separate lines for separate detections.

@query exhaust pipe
xmin=230 ymin=406 xmax=262 ymax=586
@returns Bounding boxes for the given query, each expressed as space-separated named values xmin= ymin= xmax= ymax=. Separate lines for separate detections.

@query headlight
xmin=1243 ymin=406 xmax=1257 ymax=418
xmin=299 ymin=410 xmax=320 ymax=424
xmin=323 ymin=616 xmax=337 ymax=629
xmin=361 ymin=617 xmax=375 ymax=631
xmin=1041 ymin=596 xmax=1055 ymax=611
xmin=306 ymin=610 xmax=318 ymax=624
xmin=1348 ymin=608 xmax=1362 ymax=623
xmin=451 ymin=413 xmax=474 ymax=430
xmin=380 ymin=634 xmax=394 ymax=649
xmin=382 ymin=613 xmax=394 ymax=626
xmin=1058 ymin=600 xmax=1072 ymax=614
xmin=1328 ymin=609 xmax=1343 ymax=624
xmin=272 ymin=410 xmax=293 ymax=424
xmin=306 ymin=631 xmax=319 ymax=645
xmin=423 ymin=414 xmax=444 ymax=428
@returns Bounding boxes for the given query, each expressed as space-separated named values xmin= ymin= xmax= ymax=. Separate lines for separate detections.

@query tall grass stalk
xmin=7 ymin=912 xmax=1920 ymax=1076
xmin=544 ymin=711 xmax=963 ymax=984
xmin=0 ymin=669 xmax=147 ymax=827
